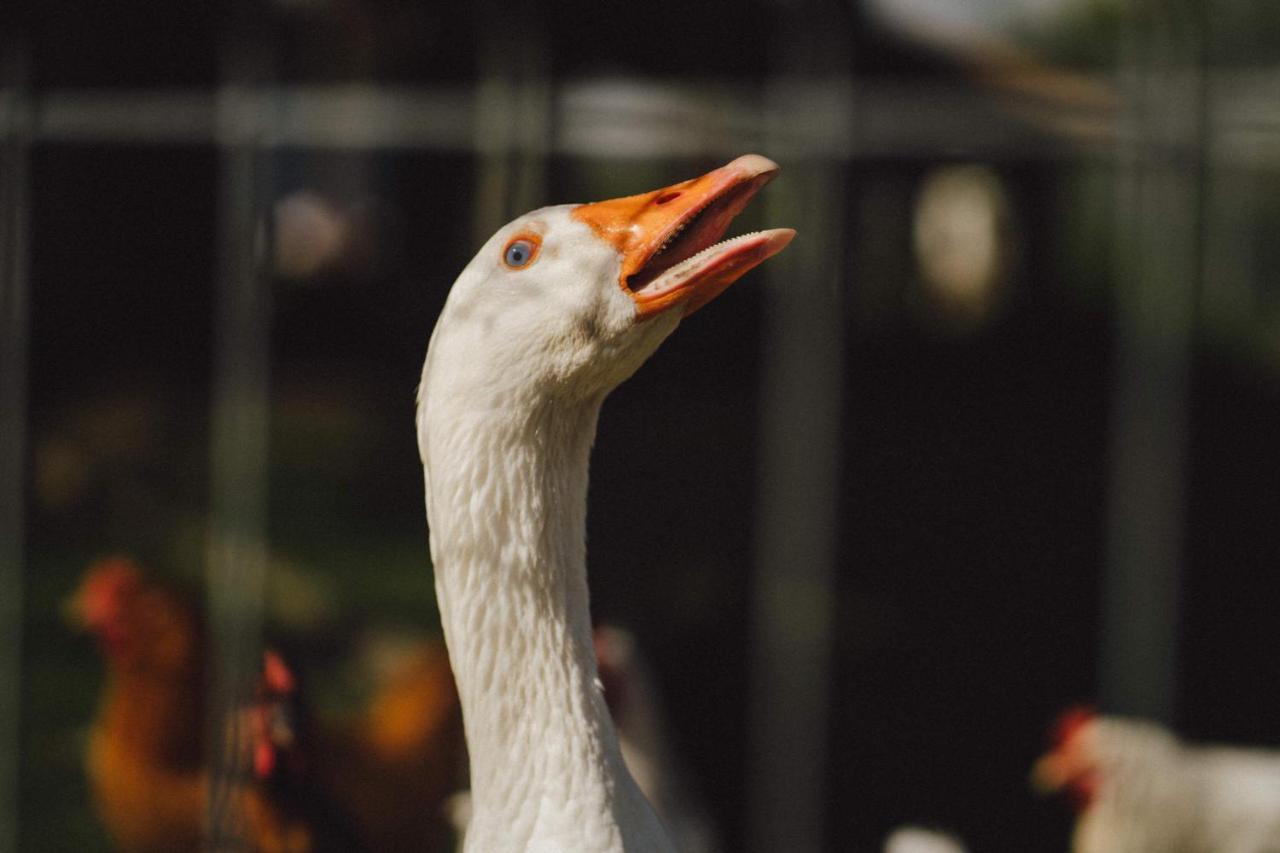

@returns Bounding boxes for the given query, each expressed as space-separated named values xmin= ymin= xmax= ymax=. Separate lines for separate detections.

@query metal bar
xmin=203 ymin=53 xmax=274 ymax=851
xmin=746 ymin=149 xmax=847 ymax=853
xmin=5 ymin=74 xmax=1278 ymax=166
xmin=470 ymin=0 xmax=550 ymax=244
xmin=1100 ymin=1 xmax=1205 ymax=723
xmin=747 ymin=4 xmax=850 ymax=846
xmin=0 ymin=40 xmax=31 ymax=853
xmin=0 ymin=74 xmax=1191 ymax=161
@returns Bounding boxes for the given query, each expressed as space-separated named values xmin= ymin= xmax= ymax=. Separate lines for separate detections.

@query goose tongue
xmin=572 ymin=154 xmax=795 ymax=320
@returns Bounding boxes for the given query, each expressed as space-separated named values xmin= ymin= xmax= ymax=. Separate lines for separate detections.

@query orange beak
xmin=572 ymin=154 xmax=795 ymax=320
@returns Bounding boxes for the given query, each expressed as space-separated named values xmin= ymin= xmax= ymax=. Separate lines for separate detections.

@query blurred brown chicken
xmin=71 ymin=556 xmax=210 ymax=851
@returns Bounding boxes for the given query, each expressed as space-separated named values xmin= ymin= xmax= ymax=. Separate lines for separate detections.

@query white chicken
xmin=1034 ymin=707 xmax=1280 ymax=853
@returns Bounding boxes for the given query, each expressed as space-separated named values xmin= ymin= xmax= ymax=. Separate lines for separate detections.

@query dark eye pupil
xmin=506 ymin=241 xmax=532 ymax=267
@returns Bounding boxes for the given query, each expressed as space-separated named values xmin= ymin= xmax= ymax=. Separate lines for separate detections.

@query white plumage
xmin=416 ymin=157 xmax=791 ymax=852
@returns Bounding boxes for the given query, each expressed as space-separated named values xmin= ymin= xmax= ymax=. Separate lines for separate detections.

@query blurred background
xmin=3 ymin=0 xmax=1280 ymax=850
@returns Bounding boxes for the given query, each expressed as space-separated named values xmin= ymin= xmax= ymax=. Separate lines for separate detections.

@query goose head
xmin=420 ymin=154 xmax=794 ymax=412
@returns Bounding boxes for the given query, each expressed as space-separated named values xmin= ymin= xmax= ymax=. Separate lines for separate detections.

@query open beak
xmin=572 ymin=154 xmax=795 ymax=320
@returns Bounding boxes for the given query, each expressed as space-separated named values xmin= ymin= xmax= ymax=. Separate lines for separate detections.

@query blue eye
xmin=503 ymin=237 xmax=538 ymax=269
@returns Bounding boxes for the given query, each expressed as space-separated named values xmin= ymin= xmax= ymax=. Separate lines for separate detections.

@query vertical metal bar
xmin=0 ymin=40 xmax=31 ymax=853
xmin=1101 ymin=1 xmax=1205 ymax=722
xmin=204 ymin=43 xmax=272 ymax=852
xmin=471 ymin=0 xmax=550 ymax=243
xmin=748 ymin=4 xmax=848 ymax=848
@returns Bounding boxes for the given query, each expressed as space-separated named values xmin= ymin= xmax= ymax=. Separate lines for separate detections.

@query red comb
xmin=82 ymin=556 xmax=141 ymax=594
xmin=254 ymin=736 xmax=276 ymax=778
xmin=78 ymin=556 xmax=142 ymax=624
xmin=262 ymin=650 xmax=296 ymax=694
xmin=1051 ymin=705 xmax=1097 ymax=747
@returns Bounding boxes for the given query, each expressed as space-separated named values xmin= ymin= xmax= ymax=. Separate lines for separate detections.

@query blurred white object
xmin=274 ymin=191 xmax=350 ymax=279
xmin=866 ymin=0 xmax=1072 ymax=46
xmin=883 ymin=825 xmax=968 ymax=853
xmin=912 ymin=164 xmax=1012 ymax=329
xmin=1034 ymin=708 xmax=1280 ymax=852
xmin=444 ymin=789 xmax=472 ymax=848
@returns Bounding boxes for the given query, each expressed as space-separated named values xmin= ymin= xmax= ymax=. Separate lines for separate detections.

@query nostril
xmin=654 ymin=191 xmax=681 ymax=206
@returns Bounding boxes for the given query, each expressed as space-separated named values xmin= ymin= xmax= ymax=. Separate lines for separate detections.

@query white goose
xmin=415 ymin=154 xmax=793 ymax=852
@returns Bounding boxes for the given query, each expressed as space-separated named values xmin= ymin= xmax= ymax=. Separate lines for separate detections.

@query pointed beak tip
xmin=770 ymin=227 xmax=797 ymax=250
xmin=728 ymin=154 xmax=781 ymax=179
xmin=753 ymin=228 xmax=796 ymax=263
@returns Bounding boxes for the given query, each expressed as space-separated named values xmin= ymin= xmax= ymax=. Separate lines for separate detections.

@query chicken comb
xmin=262 ymin=649 xmax=297 ymax=695
xmin=1051 ymin=705 xmax=1097 ymax=748
xmin=252 ymin=650 xmax=300 ymax=780
xmin=77 ymin=556 xmax=143 ymax=625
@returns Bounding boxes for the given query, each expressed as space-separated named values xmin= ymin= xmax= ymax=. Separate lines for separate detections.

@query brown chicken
xmin=71 ymin=557 xmax=329 ymax=852
xmin=72 ymin=556 xmax=209 ymax=851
